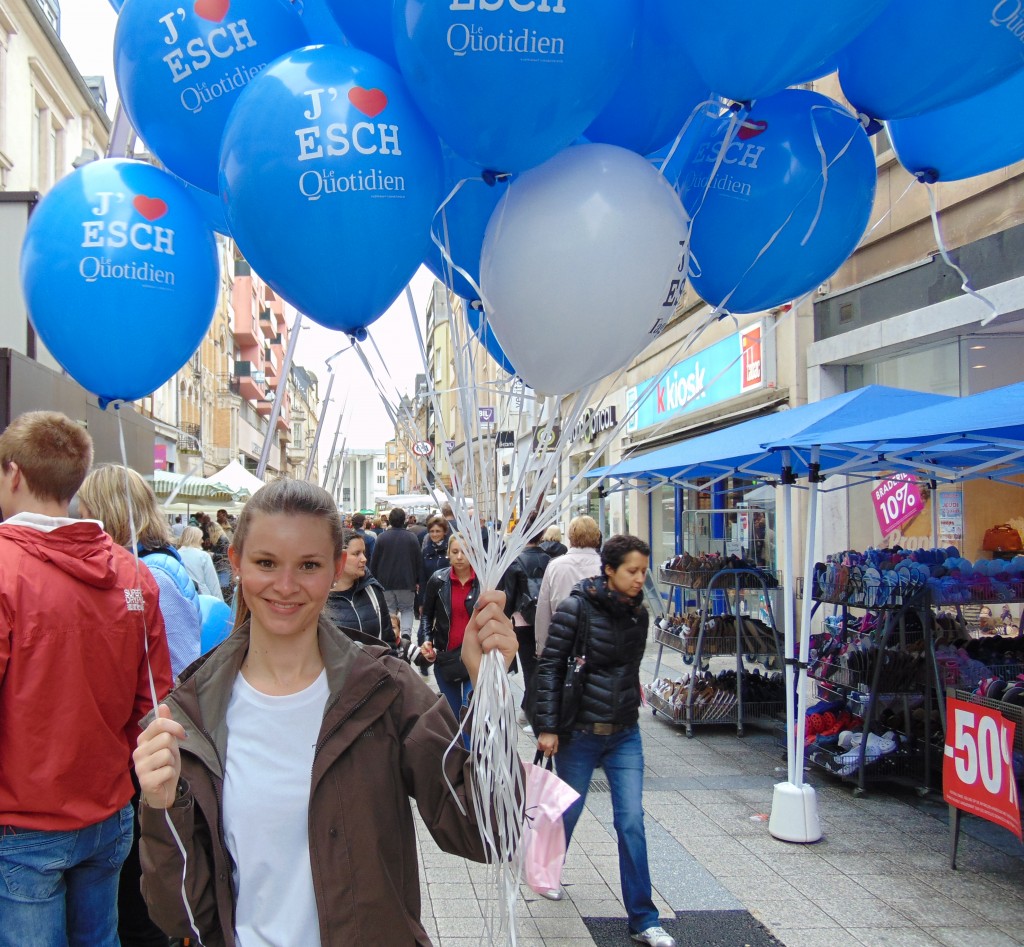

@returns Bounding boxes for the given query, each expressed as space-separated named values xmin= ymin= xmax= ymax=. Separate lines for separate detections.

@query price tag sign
xmin=871 ymin=473 xmax=922 ymax=538
xmin=943 ymin=696 xmax=1021 ymax=841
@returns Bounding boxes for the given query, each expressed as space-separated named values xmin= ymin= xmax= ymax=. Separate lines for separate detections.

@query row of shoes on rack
xmin=660 ymin=552 xmax=779 ymax=588
xmin=810 ymin=626 xmax=926 ymax=692
xmin=811 ymin=730 xmax=903 ymax=777
xmin=816 ymin=546 xmax=1024 ymax=607
xmin=648 ymin=669 xmax=785 ymax=720
xmin=974 ymin=676 xmax=1024 ymax=707
xmin=655 ymin=614 xmax=779 ymax=658
xmin=935 ymin=638 xmax=1024 ymax=692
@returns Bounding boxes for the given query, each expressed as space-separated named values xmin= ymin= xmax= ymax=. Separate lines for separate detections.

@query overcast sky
xmin=58 ymin=1 xmax=431 ymax=478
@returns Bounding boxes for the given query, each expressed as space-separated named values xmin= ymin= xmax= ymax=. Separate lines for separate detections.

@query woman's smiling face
xmin=230 ymin=512 xmax=343 ymax=639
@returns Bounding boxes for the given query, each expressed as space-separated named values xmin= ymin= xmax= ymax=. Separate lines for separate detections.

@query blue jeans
xmin=434 ymin=666 xmax=473 ymax=748
xmin=555 ymin=725 xmax=659 ymax=933
xmin=0 ymin=804 xmax=133 ymax=947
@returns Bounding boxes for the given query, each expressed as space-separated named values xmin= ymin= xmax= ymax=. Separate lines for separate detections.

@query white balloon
xmin=479 ymin=143 xmax=688 ymax=396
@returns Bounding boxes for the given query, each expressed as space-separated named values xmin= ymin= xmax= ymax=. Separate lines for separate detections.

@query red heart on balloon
xmin=194 ymin=0 xmax=230 ymax=22
xmin=133 ymin=196 xmax=168 ymax=222
xmin=738 ymin=120 xmax=768 ymax=141
xmin=348 ymin=87 xmax=388 ymax=119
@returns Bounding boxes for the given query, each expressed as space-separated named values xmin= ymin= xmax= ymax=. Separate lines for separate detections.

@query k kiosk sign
xmin=625 ymin=321 xmax=773 ymax=434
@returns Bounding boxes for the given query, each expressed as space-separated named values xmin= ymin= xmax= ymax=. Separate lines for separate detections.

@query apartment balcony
xmin=264 ymin=344 xmax=279 ymax=381
xmin=287 ymin=447 xmax=307 ymax=466
xmin=256 ymin=397 xmax=274 ymax=416
xmin=259 ymin=306 xmax=275 ymax=340
xmin=234 ymin=360 xmax=266 ymax=403
xmin=177 ymin=422 xmax=202 ymax=454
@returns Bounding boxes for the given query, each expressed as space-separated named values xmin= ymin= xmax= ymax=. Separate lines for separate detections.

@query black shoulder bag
xmin=557 ymin=594 xmax=591 ymax=732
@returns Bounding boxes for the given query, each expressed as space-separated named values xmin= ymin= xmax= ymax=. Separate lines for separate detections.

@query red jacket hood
xmin=0 ymin=521 xmax=121 ymax=589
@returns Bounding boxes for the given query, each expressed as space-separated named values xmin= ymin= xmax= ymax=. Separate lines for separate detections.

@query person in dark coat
xmin=499 ymin=518 xmax=551 ymax=725
xmin=369 ymin=507 xmax=422 ymax=641
xmin=325 ymin=529 xmax=395 ymax=647
xmin=539 ymin=524 xmax=568 ymax=559
xmin=532 ymin=535 xmax=675 ymax=947
xmin=418 ymin=515 xmax=451 ymax=609
xmin=351 ymin=512 xmax=376 ymax=560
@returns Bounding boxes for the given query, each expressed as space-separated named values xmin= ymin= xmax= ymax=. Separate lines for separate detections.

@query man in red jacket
xmin=0 ymin=411 xmax=173 ymax=947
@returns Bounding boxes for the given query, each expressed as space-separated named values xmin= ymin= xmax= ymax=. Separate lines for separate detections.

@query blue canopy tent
xmin=591 ymin=385 xmax=955 ymax=843
xmin=592 ymin=385 xmax=952 ymax=491
xmin=767 ymin=379 xmax=1024 ymax=483
xmin=755 ymin=379 xmax=1024 ymax=842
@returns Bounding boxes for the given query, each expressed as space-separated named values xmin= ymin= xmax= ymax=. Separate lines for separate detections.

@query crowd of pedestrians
xmin=0 ymin=409 xmax=676 ymax=947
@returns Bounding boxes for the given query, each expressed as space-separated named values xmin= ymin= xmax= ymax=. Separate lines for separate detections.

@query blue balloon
xmin=324 ymin=0 xmax=399 ymax=67
xmin=681 ymin=90 xmax=876 ymax=314
xmin=175 ymin=177 xmax=230 ymax=235
xmin=839 ymin=0 xmax=1024 ymax=121
xmin=198 ymin=594 xmax=233 ymax=652
xmin=392 ymin=0 xmax=639 ymax=173
xmin=465 ymin=303 xmax=515 ymax=375
xmin=294 ymin=0 xmax=348 ymax=43
xmin=424 ymin=144 xmax=508 ymax=301
xmin=678 ymin=0 xmax=892 ymax=103
xmin=114 ymin=0 xmax=309 ymax=193
xmin=19 ymin=160 xmax=219 ymax=404
xmin=220 ymin=45 xmax=443 ymax=334
xmin=585 ymin=0 xmax=711 ymax=157
xmin=889 ymin=68 xmax=1024 ymax=182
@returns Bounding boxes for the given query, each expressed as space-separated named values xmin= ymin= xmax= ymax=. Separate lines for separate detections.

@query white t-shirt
xmin=223 ymin=669 xmax=329 ymax=947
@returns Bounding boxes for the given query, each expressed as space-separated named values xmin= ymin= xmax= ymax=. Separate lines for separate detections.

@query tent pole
xmin=781 ymin=456 xmax=797 ymax=785
xmin=794 ymin=446 xmax=820 ymax=793
xmin=769 ymin=447 xmax=822 ymax=844
xmin=930 ymin=479 xmax=939 ymax=546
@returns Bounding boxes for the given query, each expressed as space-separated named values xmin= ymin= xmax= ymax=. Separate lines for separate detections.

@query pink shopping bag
xmin=523 ymin=751 xmax=580 ymax=895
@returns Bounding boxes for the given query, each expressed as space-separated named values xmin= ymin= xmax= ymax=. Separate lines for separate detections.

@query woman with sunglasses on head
xmin=417 ymin=532 xmax=479 ymax=723
xmin=133 ymin=479 xmax=518 ymax=947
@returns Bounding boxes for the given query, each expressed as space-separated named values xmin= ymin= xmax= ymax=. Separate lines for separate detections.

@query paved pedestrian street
xmin=413 ymin=643 xmax=1024 ymax=947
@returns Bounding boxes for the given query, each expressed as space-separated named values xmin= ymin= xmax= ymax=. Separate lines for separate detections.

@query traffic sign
xmin=412 ymin=441 xmax=433 ymax=457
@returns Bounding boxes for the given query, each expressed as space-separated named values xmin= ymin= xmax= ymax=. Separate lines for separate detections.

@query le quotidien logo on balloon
xmin=160 ymin=1 xmax=266 ymax=115
xmin=295 ymin=87 xmax=409 ymax=202
xmin=683 ymin=122 xmax=768 ymax=201
xmin=991 ymin=1 xmax=1024 ymax=41
xmin=79 ymin=192 xmax=177 ymax=287
xmin=447 ymin=0 xmax=568 ymax=61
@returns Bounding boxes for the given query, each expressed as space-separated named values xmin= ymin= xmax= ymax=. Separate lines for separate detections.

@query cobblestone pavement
xmin=413 ymin=642 xmax=1024 ymax=947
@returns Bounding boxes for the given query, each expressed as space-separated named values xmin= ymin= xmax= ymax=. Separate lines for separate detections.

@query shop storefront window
xmin=846 ymin=340 xmax=960 ymax=396
xmin=844 ymin=335 xmax=1024 ymax=553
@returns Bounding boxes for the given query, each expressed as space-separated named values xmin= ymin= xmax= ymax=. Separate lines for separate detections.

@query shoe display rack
xmin=647 ymin=565 xmax=785 ymax=738
xmin=803 ymin=579 xmax=938 ymax=796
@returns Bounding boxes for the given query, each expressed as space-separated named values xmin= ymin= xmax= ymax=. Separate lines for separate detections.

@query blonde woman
xmin=177 ymin=525 xmax=220 ymax=597
xmin=77 ymin=464 xmax=203 ymax=947
xmin=78 ymin=466 xmax=201 ymax=677
xmin=540 ymin=524 xmax=568 ymax=559
xmin=205 ymin=520 xmax=233 ymax=601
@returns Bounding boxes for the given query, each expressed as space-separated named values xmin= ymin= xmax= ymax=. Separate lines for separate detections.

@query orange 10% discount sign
xmin=943 ymin=695 xmax=1021 ymax=841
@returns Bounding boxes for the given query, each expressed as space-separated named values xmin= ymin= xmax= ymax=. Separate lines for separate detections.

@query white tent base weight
xmin=769 ymin=782 xmax=822 ymax=844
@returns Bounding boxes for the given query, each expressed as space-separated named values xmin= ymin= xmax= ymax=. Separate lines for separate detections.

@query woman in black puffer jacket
xmin=532 ymin=535 xmax=674 ymax=947
xmin=324 ymin=529 xmax=396 ymax=648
